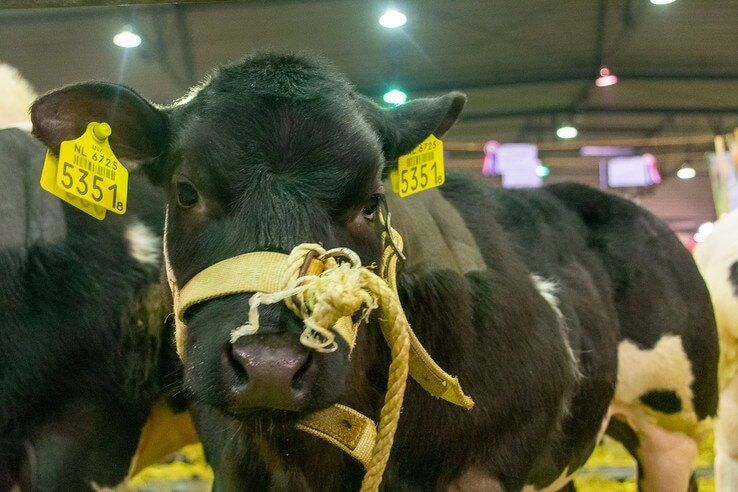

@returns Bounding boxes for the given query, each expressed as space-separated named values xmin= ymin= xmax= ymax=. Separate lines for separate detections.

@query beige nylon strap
xmin=295 ymin=404 xmax=377 ymax=469
xmin=174 ymin=251 xmax=357 ymax=352
xmin=381 ymin=227 xmax=474 ymax=409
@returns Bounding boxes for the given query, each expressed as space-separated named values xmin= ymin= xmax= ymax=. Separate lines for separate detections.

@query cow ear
xmin=364 ymin=91 xmax=466 ymax=163
xmin=31 ymin=82 xmax=168 ymax=177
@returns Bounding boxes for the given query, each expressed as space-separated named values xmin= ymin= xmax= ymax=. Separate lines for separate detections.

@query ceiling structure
xmin=1 ymin=0 xmax=737 ymax=240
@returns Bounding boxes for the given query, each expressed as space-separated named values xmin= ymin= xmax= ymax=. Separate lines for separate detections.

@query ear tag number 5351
xmin=395 ymin=134 xmax=445 ymax=198
xmin=54 ymin=122 xmax=128 ymax=214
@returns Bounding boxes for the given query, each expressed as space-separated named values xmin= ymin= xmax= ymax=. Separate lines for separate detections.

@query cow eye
xmin=176 ymin=181 xmax=199 ymax=208
xmin=361 ymin=194 xmax=381 ymax=220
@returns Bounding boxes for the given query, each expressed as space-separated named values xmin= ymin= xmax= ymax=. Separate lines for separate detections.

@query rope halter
xmin=163 ymin=208 xmax=473 ymax=491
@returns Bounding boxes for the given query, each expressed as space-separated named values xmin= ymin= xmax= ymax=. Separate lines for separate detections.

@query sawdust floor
xmin=129 ymin=433 xmax=715 ymax=491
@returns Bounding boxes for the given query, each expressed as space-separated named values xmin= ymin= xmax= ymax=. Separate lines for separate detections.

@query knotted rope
xmin=232 ymin=243 xmax=410 ymax=492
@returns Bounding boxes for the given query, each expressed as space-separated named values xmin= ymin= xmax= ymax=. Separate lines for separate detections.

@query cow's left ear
xmin=363 ymin=91 xmax=466 ymax=162
xmin=31 ymin=82 xmax=169 ymax=179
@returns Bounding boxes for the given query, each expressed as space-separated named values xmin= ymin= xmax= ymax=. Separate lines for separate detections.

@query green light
xmin=536 ymin=165 xmax=550 ymax=177
xmin=383 ymin=89 xmax=407 ymax=105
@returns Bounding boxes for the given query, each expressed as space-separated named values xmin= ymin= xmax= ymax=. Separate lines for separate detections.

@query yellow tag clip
xmin=50 ymin=122 xmax=128 ymax=216
xmin=394 ymin=134 xmax=445 ymax=197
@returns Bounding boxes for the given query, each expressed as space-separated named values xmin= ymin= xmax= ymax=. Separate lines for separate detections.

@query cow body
xmin=0 ymin=128 xmax=172 ymax=490
xmin=29 ymin=53 xmax=718 ymax=490
xmin=695 ymin=210 xmax=738 ymax=491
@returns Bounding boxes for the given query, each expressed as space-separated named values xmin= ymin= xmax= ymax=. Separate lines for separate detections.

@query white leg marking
xmin=125 ymin=221 xmax=161 ymax=267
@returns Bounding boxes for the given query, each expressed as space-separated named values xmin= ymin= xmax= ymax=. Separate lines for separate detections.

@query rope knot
xmin=231 ymin=245 xmax=378 ymax=353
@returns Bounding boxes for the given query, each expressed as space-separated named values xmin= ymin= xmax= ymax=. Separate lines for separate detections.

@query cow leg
xmin=17 ymin=396 xmax=145 ymax=491
xmin=0 ymin=446 xmax=20 ymax=492
xmin=715 ymin=374 xmax=738 ymax=491
xmin=607 ymin=413 xmax=698 ymax=492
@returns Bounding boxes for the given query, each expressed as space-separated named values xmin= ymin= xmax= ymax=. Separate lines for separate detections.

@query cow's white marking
xmin=531 ymin=274 xmax=563 ymax=320
xmin=531 ymin=274 xmax=580 ymax=378
xmin=125 ymin=221 xmax=161 ymax=266
xmin=694 ymin=209 xmax=738 ymax=345
xmin=610 ymin=335 xmax=703 ymax=491
xmin=615 ymin=335 xmax=695 ymax=415
xmin=0 ymin=63 xmax=36 ymax=130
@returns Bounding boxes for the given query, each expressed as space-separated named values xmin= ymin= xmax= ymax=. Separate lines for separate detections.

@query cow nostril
xmin=227 ymin=344 xmax=248 ymax=383
xmin=290 ymin=350 xmax=313 ymax=390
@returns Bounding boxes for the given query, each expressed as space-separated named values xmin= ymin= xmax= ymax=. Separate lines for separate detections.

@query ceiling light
xmin=556 ymin=125 xmax=578 ymax=139
xmin=676 ymin=165 xmax=696 ymax=180
xmin=383 ymin=89 xmax=407 ymax=105
xmin=595 ymin=66 xmax=618 ymax=87
xmin=650 ymin=0 xmax=676 ymax=4
xmin=114 ymin=26 xmax=142 ymax=48
xmin=379 ymin=9 xmax=407 ymax=28
xmin=535 ymin=165 xmax=550 ymax=177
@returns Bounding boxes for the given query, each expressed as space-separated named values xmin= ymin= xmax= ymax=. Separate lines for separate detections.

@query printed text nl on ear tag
xmin=396 ymin=134 xmax=445 ymax=197
xmin=41 ymin=150 xmax=106 ymax=220
xmin=54 ymin=122 xmax=129 ymax=214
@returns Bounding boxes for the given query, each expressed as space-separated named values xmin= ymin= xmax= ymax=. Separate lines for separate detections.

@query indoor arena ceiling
xmin=1 ymin=0 xmax=737 ymax=236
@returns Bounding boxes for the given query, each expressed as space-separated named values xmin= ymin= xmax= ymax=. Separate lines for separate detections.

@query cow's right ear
xmin=31 ymin=82 xmax=168 ymax=179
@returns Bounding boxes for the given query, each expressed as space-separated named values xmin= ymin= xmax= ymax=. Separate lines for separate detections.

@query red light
xmin=595 ymin=66 xmax=618 ymax=87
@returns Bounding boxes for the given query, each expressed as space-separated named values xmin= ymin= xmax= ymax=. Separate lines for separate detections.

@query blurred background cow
xmin=0 ymin=63 xmax=176 ymax=490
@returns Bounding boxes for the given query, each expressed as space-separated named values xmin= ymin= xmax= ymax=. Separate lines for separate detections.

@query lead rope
xmin=241 ymin=243 xmax=410 ymax=492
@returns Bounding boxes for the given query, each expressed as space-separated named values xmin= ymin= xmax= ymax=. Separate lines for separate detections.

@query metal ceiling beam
xmin=362 ymin=71 xmax=738 ymax=98
xmin=460 ymin=107 xmax=738 ymax=121
xmin=1 ymin=0 xmax=226 ymax=8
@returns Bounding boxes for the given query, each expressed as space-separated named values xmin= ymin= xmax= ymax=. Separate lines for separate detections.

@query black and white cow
xmin=0 ymin=64 xmax=177 ymax=491
xmin=695 ymin=209 xmax=738 ymax=492
xmin=30 ymin=53 xmax=719 ymax=491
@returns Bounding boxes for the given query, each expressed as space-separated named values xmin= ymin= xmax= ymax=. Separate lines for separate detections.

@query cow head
xmin=31 ymin=53 xmax=465 ymax=421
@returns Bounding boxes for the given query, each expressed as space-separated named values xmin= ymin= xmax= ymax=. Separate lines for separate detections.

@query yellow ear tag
xmin=53 ymin=122 xmax=128 ymax=214
xmin=389 ymin=170 xmax=400 ymax=194
xmin=395 ymin=134 xmax=445 ymax=197
xmin=41 ymin=150 xmax=106 ymax=220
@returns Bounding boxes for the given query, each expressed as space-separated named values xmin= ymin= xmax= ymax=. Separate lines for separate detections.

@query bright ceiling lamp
xmin=595 ymin=66 xmax=618 ymax=87
xmin=379 ymin=9 xmax=407 ymax=28
xmin=676 ymin=164 xmax=696 ymax=180
xmin=113 ymin=26 xmax=142 ymax=48
xmin=556 ymin=125 xmax=578 ymax=139
xmin=383 ymin=88 xmax=407 ymax=105
xmin=650 ymin=0 xmax=676 ymax=4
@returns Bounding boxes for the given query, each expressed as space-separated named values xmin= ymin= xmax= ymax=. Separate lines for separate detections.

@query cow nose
xmin=227 ymin=334 xmax=313 ymax=411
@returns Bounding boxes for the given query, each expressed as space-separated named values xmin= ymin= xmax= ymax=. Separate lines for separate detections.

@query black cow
xmin=31 ymin=53 xmax=718 ymax=491
xmin=0 ymin=127 xmax=174 ymax=491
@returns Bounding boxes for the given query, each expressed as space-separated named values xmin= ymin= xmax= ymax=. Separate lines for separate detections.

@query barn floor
xmin=129 ymin=432 xmax=715 ymax=491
